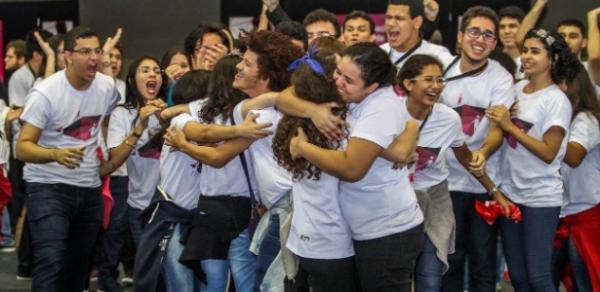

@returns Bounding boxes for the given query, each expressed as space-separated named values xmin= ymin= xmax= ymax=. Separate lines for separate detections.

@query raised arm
xmin=516 ymin=0 xmax=548 ymax=48
xmin=587 ymin=7 xmax=600 ymax=86
xmin=34 ymin=31 xmax=56 ymax=78
xmin=100 ymin=28 xmax=123 ymax=78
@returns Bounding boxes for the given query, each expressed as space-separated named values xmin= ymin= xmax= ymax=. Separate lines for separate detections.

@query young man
xmin=4 ymin=40 xmax=26 ymax=80
xmin=557 ymin=19 xmax=588 ymax=62
xmin=498 ymin=6 xmax=525 ymax=78
xmin=342 ymin=10 xmax=376 ymax=46
xmin=302 ymin=8 xmax=341 ymax=45
xmin=16 ymin=26 xmax=120 ymax=292
xmin=108 ymin=45 xmax=126 ymax=102
xmin=380 ymin=0 xmax=453 ymax=70
xmin=438 ymin=6 xmax=515 ymax=292
xmin=231 ymin=30 xmax=303 ymax=292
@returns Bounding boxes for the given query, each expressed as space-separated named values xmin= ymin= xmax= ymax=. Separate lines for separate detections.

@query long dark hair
xmin=199 ymin=54 xmax=248 ymax=123
xmin=523 ymin=29 xmax=579 ymax=84
xmin=342 ymin=42 xmax=396 ymax=88
xmin=564 ymin=63 xmax=600 ymax=124
xmin=273 ymin=38 xmax=346 ymax=180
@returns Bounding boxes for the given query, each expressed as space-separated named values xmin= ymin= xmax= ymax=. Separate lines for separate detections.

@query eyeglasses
xmin=466 ymin=28 xmax=496 ymax=42
xmin=410 ymin=76 xmax=446 ymax=86
xmin=307 ymin=31 xmax=333 ymax=39
xmin=71 ymin=47 xmax=103 ymax=56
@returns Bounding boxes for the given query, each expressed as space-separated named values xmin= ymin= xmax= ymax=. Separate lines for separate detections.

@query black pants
xmin=354 ymin=224 xmax=424 ymax=292
xmin=298 ymin=256 xmax=359 ymax=292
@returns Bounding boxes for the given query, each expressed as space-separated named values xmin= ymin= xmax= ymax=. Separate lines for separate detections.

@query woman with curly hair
xmin=272 ymin=37 xmax=359 ymax=292
xmin=485 ymin=28 xmax=579 ymax=292
xmin=287 ymin=42 xmax=423 ymax=292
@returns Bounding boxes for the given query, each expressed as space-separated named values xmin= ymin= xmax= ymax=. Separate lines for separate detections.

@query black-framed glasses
xmin=410 ymin=76 xmax=446 ymax=86
xmin=466 ymin=28 xmax=496 ymax=42
xmin=70 ymin=47 xmax=103 ymax=56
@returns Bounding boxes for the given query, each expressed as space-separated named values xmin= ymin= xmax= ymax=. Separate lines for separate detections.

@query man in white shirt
xmin=438 ymin=6 xmax=515 ymax=292
xmin=16 ymin=26 xmax=119 ymax=292
xmin=380 ymin=0 xmax=453 ymax=69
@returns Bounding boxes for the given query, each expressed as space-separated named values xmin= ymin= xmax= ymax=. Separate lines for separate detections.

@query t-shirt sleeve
xmin=541 ymin=93 xmax=573 ymax=134
xmin=106 ymin=108 xmax=130 ymax=149
xmin=106 ymin=84 xmax=120 ymax=115
xmin=233 ymin=100 xmax=245 ymax=125
xmin=350 ymin=96 xmax=403 ymax=148
xmin=8 ymin=73 xmax=31 ymax=107
xmin=490 ymin=71 xmax=515 ymax=108
xmin=172 ymin=114 xmax=195 ymax=130
xmin=569 ymin=113 xmax=600 ymax=151
xmin=20 ymin=91 xmax=50 ymax=129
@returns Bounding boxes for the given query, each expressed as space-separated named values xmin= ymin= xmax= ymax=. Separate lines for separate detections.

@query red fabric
xmin=562 ymin=203 xmax=600 ymax=292
xmin=475 ymin=200 xmax=522 ymax=225
xmin=0 ymin=169 xmax=13 ymax=209
xmin=96 ymin=148 xmax=113 ymax=229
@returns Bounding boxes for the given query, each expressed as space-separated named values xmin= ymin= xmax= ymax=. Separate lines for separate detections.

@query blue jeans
xmin=443 ymin=191 xmax=497 ymax=292
xmin=1 ymin=206 xmax=14 ymax=245
xmin=127 ymin=205 xmax=144 ymax=246
xmin=163 ymin=224 xmax=202 ymax=292
xmin=416 ymin=235 xmax=445 ymax=291
xmin=254 ymin=213 xmax=281 ymax=291
xmin=98 ymin=176 xmax=129 ymax=290
xmin=200 ymin=229 xmax=256 ymax=292
xmin=500 ymin=204 xmax=560 ymax=292
xmin=26 ymin=182 xmax=103 ymax=292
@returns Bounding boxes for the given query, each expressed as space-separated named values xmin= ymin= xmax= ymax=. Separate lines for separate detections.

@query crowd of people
xmin=0 ymin=0 xmax=599 ymax=291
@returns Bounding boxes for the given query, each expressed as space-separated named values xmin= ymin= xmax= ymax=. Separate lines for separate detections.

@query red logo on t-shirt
xmin=62 ymin=115 xmax=101 ymax=140
xmin=415 ymin=146 xmax=441 ymax=171
xmin=505 ymin=118 xmax=533 ymax=149
xmin=137 ymin=139 xmax=162 ymax=160
xmin=453 ymin=105 xmax=486 ymax=136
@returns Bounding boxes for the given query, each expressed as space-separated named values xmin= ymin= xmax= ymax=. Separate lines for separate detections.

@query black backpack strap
xmin=229 ymin=114 xmax=260 ymax=207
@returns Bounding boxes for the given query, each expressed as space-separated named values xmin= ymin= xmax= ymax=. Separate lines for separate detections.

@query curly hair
xmin=272 ymin=37 xmax=347 ymax=180
xmin=199 ymin=54 xmax=248 ymax=123
xmin=245 ymin=31 xmax=304 ymax=91
xmin=524 ymin=29 xmax=579 ymax=84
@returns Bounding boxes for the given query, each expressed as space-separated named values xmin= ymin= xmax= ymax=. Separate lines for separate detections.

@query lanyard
xmin=443 ymin=56 xmax=488 ymax=82
xmin=389 ymin=40 xmax=423 ymax=66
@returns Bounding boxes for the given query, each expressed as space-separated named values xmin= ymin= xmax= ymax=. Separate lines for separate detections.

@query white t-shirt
xmin=287 ymin=170 xmax=354 ymax=259
xmin=107 ymin=106 xmax=162 ymax=209
xmin=159 ymin=104 xmax=205 ymax=210
xmin=560 ymin=112 xmax=600 ymax=216
xmin=8 ymin=65 xmax=37 ymax=156
xmin=501 ymin=80 xmax=572 ymax=207
xmin=21 ymin=71 xmax=119 ymax=187
xmin=339 ymin=86 xmax=423 ymax=240
xmin=440 ymin=59 xmax=515 ymax=193
xmin=196 ymin=101 xmax=258 ymax=197
xmin=380 ymin=40 xmax=454 ymax=69
xmin=233 ymin=101 xmax=292 ymax=208
xmin=116 ymin=79 xmax=126 ymax=104
xmin=513 ymin=56 xmax=525 ymax=80
xmin=400 ymin=99 xmax=465 ymax=191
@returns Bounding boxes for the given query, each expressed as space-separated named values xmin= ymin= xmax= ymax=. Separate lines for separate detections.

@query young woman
xmin=171 ymin=54 xmax=265 ymax=292
xmin=552 ymin=63 xmax=600 ymax=291
xmin=288 ymin=42 xmax=424 ymax=292
xmin=154 ymin=69 xmax=211 ymax=292
xmin=272 ymin=38 xmax=358 ymax=292
xmin=397 ymin=54 xmax=510 ymax=291
xmin=485 ymin=28 xmax=579 ymax=292
xmin=105 ymin=56 xmax=167 ymax=246
xmin=161 ymin=48 xmax=191 ymax=85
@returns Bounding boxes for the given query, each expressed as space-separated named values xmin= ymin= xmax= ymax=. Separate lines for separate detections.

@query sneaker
xmin=16 ymin=271 xmax=32 ymax=281
xmin=121 ymin=275 xmax=133 ymax=286
xmin=0 ymin=239 xmax=16 ymax=253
